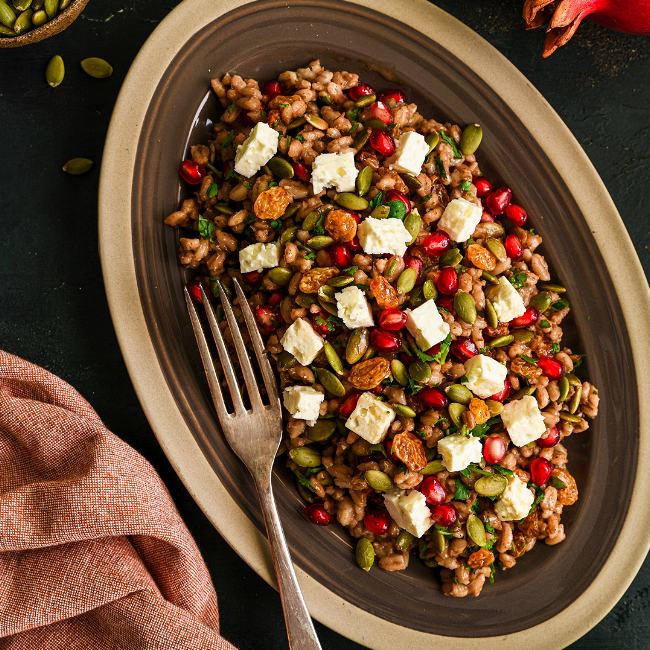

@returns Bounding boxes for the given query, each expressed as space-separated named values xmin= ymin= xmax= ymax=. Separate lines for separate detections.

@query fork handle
xmin=253 ymin=468 xmax=322 ymax=650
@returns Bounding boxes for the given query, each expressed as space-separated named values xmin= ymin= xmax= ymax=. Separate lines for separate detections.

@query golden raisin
xmin=370 ymin=276 xmax=399 ymax=308
xmin=516 ymin=508 xmax=543 ymax=538
xmin=511 ymin=531 xmax=529 ymax=558
xmin=513 ymin=468 xmax=531 ymax=484
xmin=254 ymin=186 xmax=292 ymax=220
xmin=348 ymin=357 xmax=391 ymax=390
xmin=467 ymin=548 xmax=494 ymax=569
xmin=485 ymin=323 xmax=509 ymax=338
xmin=324 ymin=209 xmax=358 ymax=242
xmin=391 ymin=431 xmax=428 ymax=472
xmin=467 ymin=243 xmax=496 ymax=271
xmin=298 ymin=267 xmax=339 ymax=294
xmin=266 ymin=109 xmax=282 ymax=128
xmin=552 ymin=468 xmax=578 ymax=505
xmin=267 ymin=94 xmax=302 ymax=110
xmin=469 ymin=398 xmax=489 ymax=425
xmin=510 ymin=356 xmax=543 ymax=379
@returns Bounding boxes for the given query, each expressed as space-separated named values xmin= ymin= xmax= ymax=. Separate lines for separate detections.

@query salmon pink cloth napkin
xmin=0 ymin=350 xmax=238 ymax=650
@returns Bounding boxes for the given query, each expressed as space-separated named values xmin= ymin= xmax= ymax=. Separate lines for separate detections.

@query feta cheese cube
xmin=391 ymin=131 xmax=429 ymax=176
xmin=335 ymin=286 xmax=374 ymax=329
xmin=437 ymin=433 xmax=483 ymax=472
xmin=405 ymin=299 xmax=450 ymax=350
xmin=357 ymin=217 xmax=412 ymax=257
xmin=345 ymin=392 xmax=395 ymax=444
xmin=485 ymin=276 xmax=526 ymax=323
xmin=283 ymin=386 xmax=324 ymax=426
xmin=464 ymin=354 xmax=508 ymax=399
xmin=500 ymin=395 xmax=546 ymax=447
xmin=234 ymin=122 xmax=278 ymax=178
xmin=280 ymin=318 xmax=323 ymax=366
xmin=239 ymin=242 xmax=282 ymax=273
xmin=437 ymin=198 xmax=483 ymax=243
xmin=311 ymin=152 xmax=358 ymax=194
xmin=495 ymin=475 xmax=535 ymax=521
xmin=383 ymin=487 xmax=433 ymax=538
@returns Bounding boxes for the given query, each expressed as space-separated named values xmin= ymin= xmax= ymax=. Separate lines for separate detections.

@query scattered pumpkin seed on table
xmin=81 ymin=57 xmax=113 ymax=79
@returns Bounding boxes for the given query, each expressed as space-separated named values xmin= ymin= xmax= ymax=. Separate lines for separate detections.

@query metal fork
xmin=185 ymin=278 xmax=322 ymax=650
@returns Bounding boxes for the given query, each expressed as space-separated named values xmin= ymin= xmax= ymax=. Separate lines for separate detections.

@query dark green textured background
xmin=1 ymin=1 xmax=649 ymax=647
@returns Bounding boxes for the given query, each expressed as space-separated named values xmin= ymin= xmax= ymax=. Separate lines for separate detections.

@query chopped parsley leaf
xmin=419 ymin=541 xmax=428 ymax=559
xmin=406 ymin=376 xmax=424 ymax=396
xmin=572 ymin=353 xmax=585 ymax=368
xmin=520 ymin=354 xmax=538 ymax=365
xmin=432 ymin=333 xmax=453 ymax=365
xmin=540 ymin=319 xmax=551 ymax=328
xmin=198 ymin=215 xmax=216 ymax=241
xmin=396 ymin=463 xmax=409 ymax=475
xmin=509 ymin=271 xmax=528 ymax=289
xmin=227 ymin=103 xmax=236 ymax=113
xmin=552 ymin=342 xmax=560 ymax=353
xmin=244 ymin=182 xmax=253 ymax=190
xmin=320 ymin=95 xmax=332 ymax=106
xmin=343 ymin=265 xmax=359 ymax=276
xmin=303 ymin=251 xmax=316 ymax=260
xmin=387 ymin=200 xmax=407 ymax=220
xmin=454 ymin=478 xmax=471 ymax=500
xmin=292 ymin=467 xmax=322 ymax=493
xmin=435 ymin=155 xmax=448 ymax=181
xmin=369 ymin=192 xmax=384 ymax=210
xmin=421 ymin=193 xmax=432 ymax=204
xmin=370 ymin=443 xmax=389 ymax=459
xmin=550 ymin=476 xmax=567 ymax=490
xmin=270 ymin=219 xmax=281 ymax=231
xmin=552 ymin=298 xmax=570 ymax=310
xmin=207 ymin=182 xmax=219 ymax=198
xmin=461 ymin=180 xmax=473 ymax=192
xmin=221 ymin=130 xmax=234 ymax=149
xmin=492 ymin=465 xmax=514 ymax=476
xmin=268 ymin=181 xmax=278 ymax=188
xmin=440 ymin=131 xmax=462 ymax=158
xmin=295 ymin=134 xmax=305 ymax=143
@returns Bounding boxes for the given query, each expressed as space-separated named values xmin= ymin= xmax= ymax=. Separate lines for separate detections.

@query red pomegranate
xmin=186 ymin=278 xmax=209 ymax=303
xmin=380 ymin=89 xmax=407 ymax=104
xmin=483 ymin=435 xmax=507 ymax=465
xmin=490 ymin=377 xmax=512 ymax=402
xmin=384 ymin=189 xmax=411 ymax=216
xmin=423 ymin=231 xmax=451 ymax=256
xmin=473 ymin=177 xmax=493 ymax=197
xmin=450 ymin=337 xmax=478 ymax=362
xmin=371 ymin=101 xmax=394 ymax=125
xmin=504 ymin=234 xmax=524 ymax=260
xmin=510 ymin=306 xmax=539 ymax=328
xmin=179 ymin=159 xmax=206 ymax=185
xmin=419 ymin=387 xmax=449 ymax=408
xmin=485 ymin=186 xmax=512 ymax=215
xmin=329 ymin=242 xmax=353 ymax=268
xmin=506 ymin=203 xmax=528 ymax=227
xmin=262 ymin=79 xmax=282 ymax=96
xmin=384 ymin=438 xmax=400 ymax=463
xmin=369 ymin=130 xmax=395 ymax=157
xmin=402 ymin=256 xmax=424 ymax=282
xmin=312 ymin=307 xmax=338 ymax=337
xmin=537 ymin=426 xmax=560 ymax=448
xmin=379 ymin=308 xmax=408 ymax=331
xmin=349 ymin=82 xmax=376 ymax=100
xmin=537 ymin=356 xmax=565 ymax=380
xmin=305 ymin=504 xmax=334 ymax=526
xmin=254 ymin=305 xmax=281 ymax=334
xmin=530 ymin=457 xmax=553 ymax=486
xmin=364 ymin=510 xmax=391 ymax=535
xmin=370 ymin=329 xmax=401 ymax=353
xmin=241 ymin=271 xmax=263 ymax=286
xmin=436 ymin=267 xmax=459 ymax=295
xmin=431 ymin=503 xmax=458 ymax=527
xmin=420 ymin=476 xmax=447 ymax=506
xmin=435 ymin=294 xmax=455 ymax=313
xmin=292 ymin=160 xmax=311 ymax=183
xmin=347 ymin=236 xmax=362 ymax=253
xmin=481 ymin=210 xmax=496 ymax=223
xmin=339 ymin=392 xmax=361 ymax=419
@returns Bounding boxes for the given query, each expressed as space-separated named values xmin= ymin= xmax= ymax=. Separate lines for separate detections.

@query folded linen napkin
xmin=0 ymin=350 xmax=238 ymax=650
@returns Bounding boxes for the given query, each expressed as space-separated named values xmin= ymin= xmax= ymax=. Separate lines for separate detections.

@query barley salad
xmin=164 ymin=60 xmax=598 ymax=598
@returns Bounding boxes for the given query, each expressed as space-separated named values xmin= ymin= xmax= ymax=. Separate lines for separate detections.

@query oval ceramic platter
xmin=98 ymin=0 xmax=650 ymax=647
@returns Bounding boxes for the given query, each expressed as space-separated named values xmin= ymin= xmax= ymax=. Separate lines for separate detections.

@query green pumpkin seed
xmin=559 ymin=411 xmax=582 ymax=423
xmin=397 ymin=268 xmax=417 ymax=294
xmin=466 ymin=514 xmax=487 ymax=546
xmin=335 ymin=192 xmax=369 ymax=211
xmin=474 ymin=474 xmax=508 ymax=497
xmin=364 ymin=470 xmax=393 ymax=491
xmin=454 ymin=291 xmax=477 ymax=325
xmin=420 ymin=459 xmax=445 ymax=475
xmin=295 ymin=292 xmax=318 ymax=308
xmin=46 ymin=55 xmax=64 ymax=87
xmin=355 ymin=165 xmax=373 ymax=196
xmin=513 ymin=329 xmax=534 ymax=343
xmin=425 ymin=447 xmax=437 ymax=461
xmin=425 ymin=558 xmax=439 ymax=568
xmin=304 ymin=113 xmax=328 ymax=130
xmin=529 ymin=292 xmax=552 ymax=313
xmin=362 ymin=347 xmax=377 ymax=361
xmin=289 ymin=446 xmax=322 ymax=468
xmin=439 ymin=248 xmax=463 ymax=268
xmin=362 ymin=118 xmax=389 ymax=129
xmin=392 ymin=404 xmax=417 ymax=418
xmin=482 ymin=271 xmax=499 ymax=285
xmin=448 ymin=402 xmax=467 ymax=427
xmin=268 ymin=267 xmax=293 ymax=286
xmin=43 ymin=0 xmax=56 ymax=18
xmin=423 ymin=280 xmax=437 ymax=301
xmin=486 ymin=237 xmax=507 ymax=262
xmin=267 ymin=156 xmax=294 ymax=179
xmin=489 ymin=334 xmax=514 ymax=348
xmin=480 ymin=221 xmax=506 ymax=238
xmin=317 ymin=367 xmax=345 ymax=397
xmin=326 ymin=276 xmax=353 ymax=289
xmin=355 ymin=93 xmax=376 ymax=108
xmin=0 ymin=21 xmax=12 ymax=32
xmin=62 ymin=158 xmax=93 ymax=175
xmin=425 ymin=132 xmax=439 ymax=154
xmin=277 ymin=350 xmax=297 ymax=371
xmin=323 ymin=341 xmax=343 ymax=375
xmin=565 ymin=373 xmax=581 ymax=387
xmin=445 ymin=383 xmax=473 ymax=405
xmin=511 ymin=386 xmax=536 ymax=400
xmin=318 ymin=284 xmax=336 ymax=304
xmin=404 ymin=210 xmax=422 ymax=245
xmin=302 ymin=210 xmax=321 ymax=231
xmin=460 ymin=124 xmax=482 ymax=155
xmin=537 ymin=282 xmax=566 ymax=293
xmin=295 ymin=476 xmax=315 ymax=503
xmin=215 ymin=203 xmax=234 ymax=215
xmin=557 ymin=376 xmax=570 ymax=403
xmin=395 ymin=530 xmax=416 ymax=550
xmin=13 ymin=7 xmax=31 ymax=33
xmin=352 ymin=127 xmax=371 ymax=150
xmin=370 ymin=205 xmax=390 ymax=219
xmin=485 ymin=399 xmax=503 ymax=416
xmin=284 ymin=203 xmax=301 ymax=219
xmin=0 ymin=1 xmax=16 ymax=27
xmin=58 ymin=0 xmax=71 ymax=8
xmin=13 ymin=0 xmax=31 ymax=10
xmin=308 ymin=235 xmax=334 ymax=250
xmin=318 ymin=297 xmax=338 ymax=316
xmin=306 ymin=419 xmax=337 ymax=442
xmin=485 ymin=299 xmax=498 ymax=329
xmin=317 ymin=469 xmax=334 ymax=486
xmin=346 ymin=328 xmax=369 ymax=364
xmin=569 ymin=387 xmax=581 ymax=414
xmin=80 ymin=57 xmax=113 ymax=79
xmin=409 ymin=359 xmax=431 ymax=383
xmin=401 ymin=174 xmax=422 ymax=191
xmin=280 ymin=225 xmax=298 ymax=243
xmin=409 ymin=286 xmax=426 ymax=307
xmin=390 ymin=359 xmax=409 ymax=387
xmin=356 ymin=537 xmax=375 ymax=571
xmin=286 ymin=116 xmax=306 ymax=130
xmin=432 ymin=527 xmax=446 ymax=553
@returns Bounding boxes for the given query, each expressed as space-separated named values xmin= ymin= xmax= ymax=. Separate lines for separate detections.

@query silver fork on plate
xmin=185 ymin=278 xmax=322 ymax=650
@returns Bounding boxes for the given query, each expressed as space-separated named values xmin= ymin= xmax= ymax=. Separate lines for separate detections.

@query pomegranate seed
xmin=186 ymin=278 xmax=209 ymax=303
xmin=179 ymin=159 xmax=206 ymax=185
xmin=379 ymin=308 xmax=408 ymax=331
xmin=436 ymin=267 xmax=459 ymax=295
xmin=537 ymin=356 xmax=565 ymax=380
xmin=425 ymin=343 xmax=441 ymax=357
xmin=305 ymin=503 xmax=334 ymax=526
xmin=420 ymin=476 xmax=447 ymax=506
xmin=480 ymin=210 xmax=496 ymax=223
xmin=267 ymin=291 xmax=284 ymax=308
xmin=510 ymin=306 xmax=539 ymax=328
xmin=339 ymin=391 xmax=361 ymax=418
xmin=262 ymin=80 xmax=282 ymax=96
xmin=312 ymin=307 xmax=338 ymax=337
xmin=291 ymin=160 xmax=311 ymax=183
xmin=490 ymin=377 xmax=512 ymax=402
xmin=422 ymin=231 xmax=450 ymax=256
xmin=400 ymin=352 xmax=416 ymax=365
xmin=419 ymin=387 xmax=449 ymax=408
xmin=349 ymin=82 xmax=376 ymax=100
xmin=359 ymin=455 xmax=374 ymax=464
xmin=402 ymin=256 xmax=424 ymax=282
xmin=371 ymin=101 xmax=393 ymax=125
xmin=530 ymin=457 xmax=553 ymax=486
xmin=347 ymin=236 xmax=362 ymax=253
xmin=380 ymin=88 xmax=407 ymax=104
xmin=450 ymin=337 xmax=479 ymax=362
xmin=369 ymin=129 xmax=395 ymax=157
xmin=384 ymin=439 xmax=400 ymax=463
xmin=241 ymin=111 xmax=255 ymax=127
xmin=483 ymin=435 xmax=507 ymax=465
xmin=473 ymin=177 xmax=492 ymax=197
xmin=364 ymin=510 xmax=391 ymax=535
xmin=538 ymin=426 xmax=560 ymax=448
xmin=485 ymin=186 xmax=512 ymax=215
xmin=370 ymin=329 xmax=401 ymax=353
xmin=505 ymin=234 xmax=524 ymax=260
xmin=241 ymin=271 xmax=263 ymax=286
xmin=329 ymin=242 xmax=352 ymax=268
xmin=431 ymin=503 xmax=458 ymax=527
xmin=384 ymin=189 xmax=410 ymax=216
xmin=436 ymin=294 xmax=455 ymax=313
xmin=255 ymin=305 xmax=281 ymax=334
xmin=506 ymin=203 xmax=528 ymax=227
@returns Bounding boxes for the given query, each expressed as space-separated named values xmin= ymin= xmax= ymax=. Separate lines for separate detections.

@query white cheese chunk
xmin=495 ymin=475 xmax=535 ymax=521
xmin=239 ymin=242 xmax=282 ymax=273
xmin=234 ymin=122 xmax=278 ymax=178
xmin=485 ymin=276 xmax=526 ymax=323
xmin=383 ymin=487 xmax=433 ymax=538
xmin=437 ymin=198 xmax=483 ymax=243
xmin=437 ymin=433 xmax=483 ymax=473
xmin=283 ymin=386 xmax=324 ymax=426
xmin=500 ymin=395 xmax=547 ymax=447
xmin=392 ymin=131 xmax=429 ymax=176
xmin=280 ymin=318 xmax=323 ymax=366
xmin=335 ymin=286 xmax=374 ymax=329
xmin=405 ymin=299 xmax=450 ymax=351
xmin=464 ymin=354 xmax=508 ymax=399
xmin=311 ymin=152 xmax=358 ymax=194
xmin=345 ymin=392 xmax=395 ymax=444
xmin=357 ymin=217 xmax=412 ymax=257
